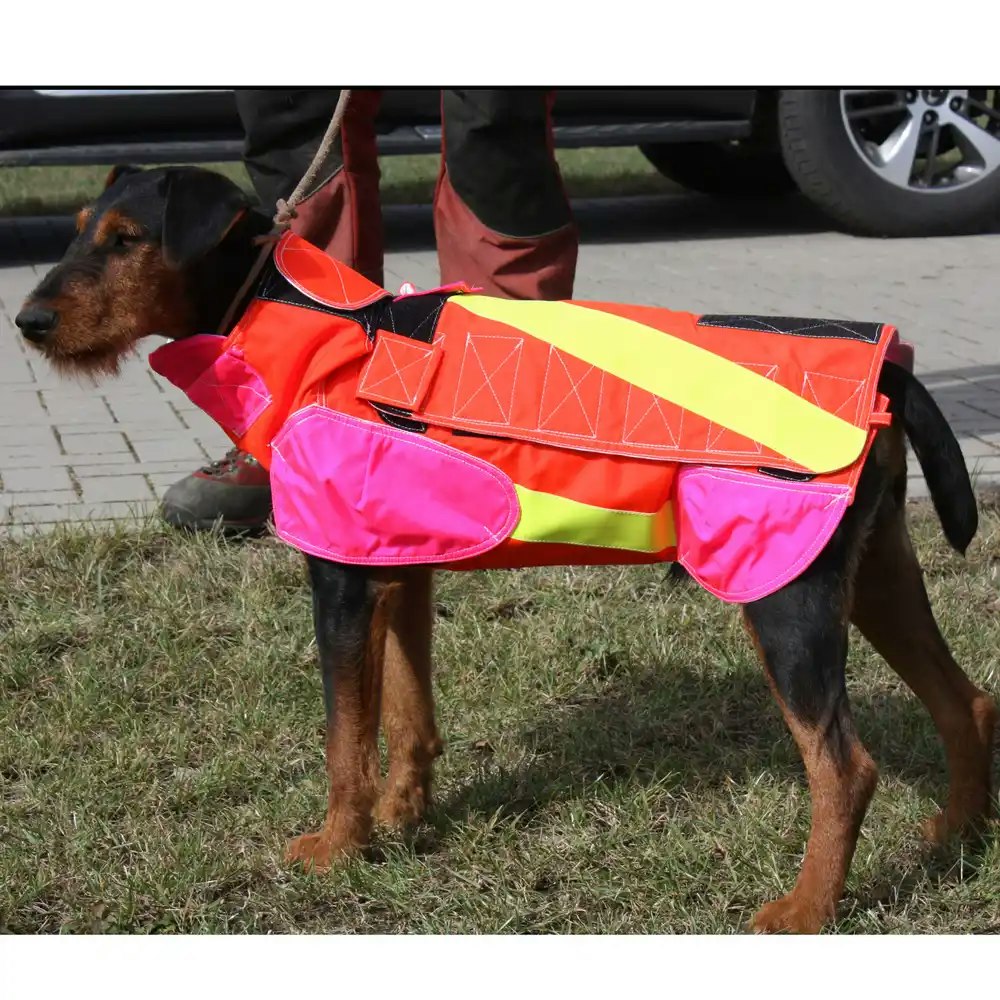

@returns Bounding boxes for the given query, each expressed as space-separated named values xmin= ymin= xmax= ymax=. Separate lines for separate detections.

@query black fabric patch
xmin=370 ymin=403 xmax=428 ymax=434
xmin=374 ymin=293 xmax=451 ymax=344
xmin=698 ymin=314 xmax=882 ymax=344
xmin=756 ymin=466 xmax=816 ymax=483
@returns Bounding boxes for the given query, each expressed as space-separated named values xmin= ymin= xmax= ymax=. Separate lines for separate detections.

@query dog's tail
xmin=878 ymin=361 xmax=978 ymax=554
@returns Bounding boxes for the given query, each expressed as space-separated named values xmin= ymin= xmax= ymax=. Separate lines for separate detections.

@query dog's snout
xmin=15 ymin=306 xmax=59 ymax=343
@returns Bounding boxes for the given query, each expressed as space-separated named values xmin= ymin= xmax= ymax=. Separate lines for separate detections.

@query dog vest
xmin=150 ymin=232 xmax=905 ymax=603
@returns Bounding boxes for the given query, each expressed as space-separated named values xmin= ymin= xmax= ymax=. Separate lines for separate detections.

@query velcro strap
xmin=868 ymin=392 xmax=893 ymax=427
xmin=357 ymin=330 xmax=443 ymax=412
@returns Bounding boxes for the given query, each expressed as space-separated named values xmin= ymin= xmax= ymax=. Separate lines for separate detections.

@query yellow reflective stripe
xmin=451 ymin=297 xmax=866 ymax=474
xmin=512 ymin=484 xmax=675 ymax=553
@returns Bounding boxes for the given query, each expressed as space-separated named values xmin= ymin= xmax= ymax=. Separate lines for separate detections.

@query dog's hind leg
xmin=286 ymin=557 xmax=389 ymax=870
xmin=851 ymin=484 xmax=996 ymax=845
xmin=373 ymin=567 xmax=443 ymax=829
xmin=743 ymin=521 xmax=878 ymax=933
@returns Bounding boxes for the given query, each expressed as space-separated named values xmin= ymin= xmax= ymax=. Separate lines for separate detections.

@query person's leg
xmin=434 ymin=89 xmax=578 ymax=300
xmin=239 ymin=87 xmax=385 ymax=285
xmin=161 ymin=88 xmax=383 ymax=536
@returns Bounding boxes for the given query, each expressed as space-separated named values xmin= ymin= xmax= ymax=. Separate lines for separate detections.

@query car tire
xmin=777 ymin=89 xmax=1000 ymax=237
xmin=639 ymin=140 xmax=796 ymax=198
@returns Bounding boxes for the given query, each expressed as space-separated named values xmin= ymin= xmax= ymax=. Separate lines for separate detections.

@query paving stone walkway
xmin=2 ymin=193 xmax=998 ymax=536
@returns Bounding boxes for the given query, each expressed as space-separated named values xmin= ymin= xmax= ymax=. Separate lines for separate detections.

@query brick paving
xmin=2 ymin=193 xmax=999 ymax=536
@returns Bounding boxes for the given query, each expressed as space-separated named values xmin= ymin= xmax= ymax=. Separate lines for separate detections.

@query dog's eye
xmin=110 ymin=231 xmax=140 ymax=250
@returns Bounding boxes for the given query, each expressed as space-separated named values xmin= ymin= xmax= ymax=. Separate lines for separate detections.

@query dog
xmin=16 ymin=164 xmax=997 ymax=933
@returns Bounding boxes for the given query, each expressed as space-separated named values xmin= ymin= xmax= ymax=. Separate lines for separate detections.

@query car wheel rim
xmin=839 ymin=88 xmax=1000 ymax=193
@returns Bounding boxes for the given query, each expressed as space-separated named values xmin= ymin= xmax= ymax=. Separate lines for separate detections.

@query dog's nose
xmin=15 ymin=306 xmax=59 ymax=343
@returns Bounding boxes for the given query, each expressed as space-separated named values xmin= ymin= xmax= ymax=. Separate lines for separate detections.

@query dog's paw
xmin=920 ymin=809 xmax=956 ymax=847
xmin=285 ymin=829 xmax=363 ymax=872
xmin=750 ymin=893 xmax=831 ymax=934
xmin=919 ymin=805 xmax=991 ymax=847
xmin=374 ymin=782 xmax=427 ymax=830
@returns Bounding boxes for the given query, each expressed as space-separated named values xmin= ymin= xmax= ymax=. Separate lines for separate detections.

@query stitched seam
xmin=255 ymin=291 xmax=367 ymax=320
xmin=680 ymin=467 xmax=849 ymax=498
xmin=279 ymin=237 xmax=347 ymax=303
xmin=853 ymin=326 xmax=892 ymax=462
xmin=410 ymin=349 xmax=444 ymax=412
xmin=525 ymin=532 xmax=672 ymax=554
xmin=623 ymin=386 xmax=650 ymax=444
xmin=275 ymin=235 xmax=386 ymax=311
xmin=459 ymin=338 xmax=504 ymax=417
xmin=704 ymin=431 xmax=763 ymax=455
xmin=698 ymin=324 xmax=876 ymax=343
xmin=802 ymin=370 xmax=866 ymax=424
xmin=699 ymin=318 xmax=875 ymax=340
xmin=187 ymin=351 xmax=272 ymax=436
xmin=474 ymin=337 xmax=519 ymax=421
xmin=414 ymin=407 xmax=800 ymax=465
xmin=411 ymin=299 xmax=446 ymax=342
xmin=696 ymin=315 xmax=881 ymax=343
xmin=453 ymin=335 xmax=522 ymax=422
xmin=359 ymin=339 xmax=433 ymax=405
xmin=195 ymin=388 xmax=271 ymax=437
xmin=196 ymin=380 xmax=270 ymax=406
xmin=451 ymin=332 xmax=471 ymax=419
xmin=623 ymin=389 xmax=681 ymax=448
xmin=538 ymin=348 xmax=598 ymax=437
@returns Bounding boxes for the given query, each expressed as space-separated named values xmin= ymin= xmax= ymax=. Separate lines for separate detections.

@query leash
xmin=217 ymin=88 xmax=353 ymax=335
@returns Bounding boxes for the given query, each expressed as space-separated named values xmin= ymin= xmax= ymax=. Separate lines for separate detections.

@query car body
xmin=2 ymin=87 xmax=998 ymax=237
xmin=0 ymin=88 xmax=759 ymax=162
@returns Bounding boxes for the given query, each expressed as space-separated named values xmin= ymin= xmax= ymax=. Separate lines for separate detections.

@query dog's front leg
xmin=373 ymin=566 xmax=442 ymax=829
xmin=286 ymin=556 xmax=388 ymax=870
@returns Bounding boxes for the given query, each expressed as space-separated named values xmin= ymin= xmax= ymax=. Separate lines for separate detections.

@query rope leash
xmin=272 ymin=87 xmax=353 ymax=229
xmin=217 ymin=89 xmax=353 ymax=335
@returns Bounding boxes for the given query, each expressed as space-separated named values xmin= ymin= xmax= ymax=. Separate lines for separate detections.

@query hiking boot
xmin=160 ymin=447 xmax=272 ymax=537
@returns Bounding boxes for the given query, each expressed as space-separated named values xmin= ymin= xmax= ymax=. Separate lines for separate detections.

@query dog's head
xmin=15 ymin=165 xmax=256 ymax=376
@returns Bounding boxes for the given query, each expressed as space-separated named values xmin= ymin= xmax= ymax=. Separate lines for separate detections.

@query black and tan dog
xmin=16 ymin=165 xmax=997 ymax=933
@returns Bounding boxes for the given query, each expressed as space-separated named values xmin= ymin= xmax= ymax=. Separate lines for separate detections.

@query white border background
xmin=3 ymin=933 xmax=996 ymax=995
xmin=2 ymin=2 xmax=996 ymax=85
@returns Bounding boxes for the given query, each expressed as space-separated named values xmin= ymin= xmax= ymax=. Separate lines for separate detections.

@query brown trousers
xmin=234 ymin=89 xmax=578 ymax=300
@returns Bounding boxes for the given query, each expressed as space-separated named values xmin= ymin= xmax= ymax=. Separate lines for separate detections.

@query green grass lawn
xmin=1 ymin=497 xmax=998 ymax=934
xmin=0 ymin=148 xmax=680 ymax=218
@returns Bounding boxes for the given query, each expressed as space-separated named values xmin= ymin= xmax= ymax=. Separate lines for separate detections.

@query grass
xmin=0 ymin=148 xmax=679 ymax=219
xmin=0 ymin=497 xmax=998 ymax=934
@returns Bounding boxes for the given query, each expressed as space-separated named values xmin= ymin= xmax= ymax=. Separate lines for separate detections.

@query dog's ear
xmin=104 ymin=164 xmax=141 ymax=189
xmin=160 ymin=169 xmax=253 ymax=269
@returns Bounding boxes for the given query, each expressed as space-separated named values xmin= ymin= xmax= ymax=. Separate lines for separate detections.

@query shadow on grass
xmin=428 ymin=653 xmax=996 ymax=923
xmin=843 ymin=833 xmax=998 ymax=931
xmin=441 ymin=659 xmax=956 ymax=818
